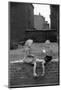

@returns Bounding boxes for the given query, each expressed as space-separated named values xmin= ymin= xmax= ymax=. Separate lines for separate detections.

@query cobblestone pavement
xmin=9 ymin=43 xmax=59 ymax=88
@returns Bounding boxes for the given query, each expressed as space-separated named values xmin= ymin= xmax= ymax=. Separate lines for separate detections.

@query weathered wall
xmin=25 ymin=30 xmax=57 ymax=42
xmin=10 ymin=2 xmax=34 ymax=43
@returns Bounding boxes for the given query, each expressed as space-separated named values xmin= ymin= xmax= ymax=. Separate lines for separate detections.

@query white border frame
xmin=0 ymin=0 xmax=60 ymax=90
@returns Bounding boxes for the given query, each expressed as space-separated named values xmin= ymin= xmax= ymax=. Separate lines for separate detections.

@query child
xmin=24 ymin=39 xmax=33 ymax=56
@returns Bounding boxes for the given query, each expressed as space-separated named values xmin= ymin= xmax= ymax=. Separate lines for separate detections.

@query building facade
xmin=34 ymin=14 xmax=49 ymax=30
xmin=50 ymin=5 xmax=59 ymax=42
xmin=10 ymin=2 xmax=34 ymax=48
xmin=50 ymin=5 xmax=59 ymax=31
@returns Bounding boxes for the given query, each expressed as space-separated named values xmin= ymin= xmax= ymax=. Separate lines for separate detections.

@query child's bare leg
xmin=41 ymin=62 xmax=45 ymax=76
xmin=33 ymin=62 xmax=38 ymax=76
